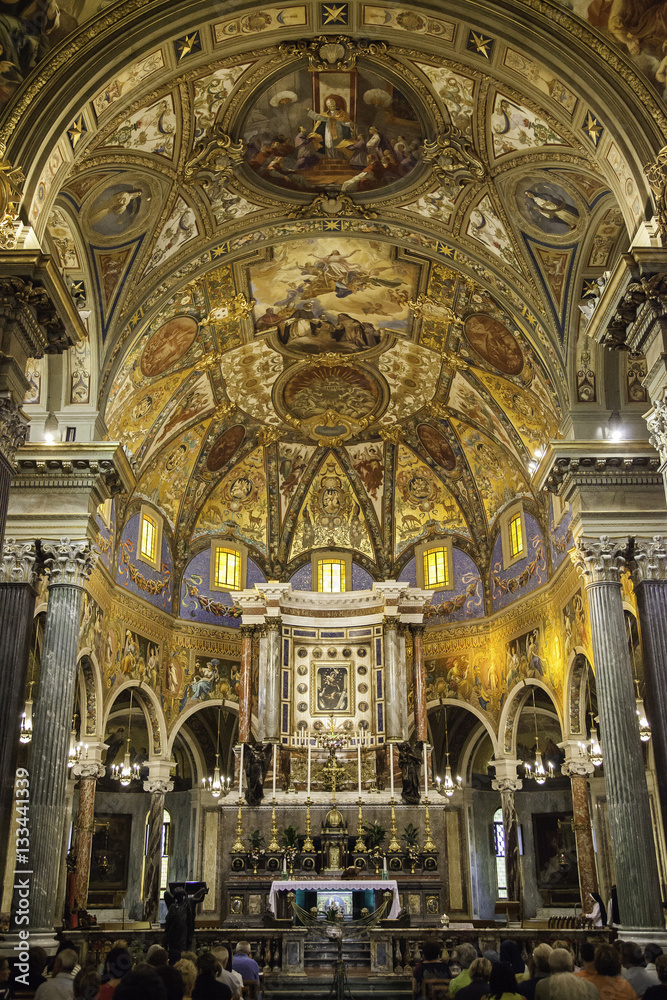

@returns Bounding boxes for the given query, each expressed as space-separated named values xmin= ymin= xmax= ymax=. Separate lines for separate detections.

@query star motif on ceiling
xmin=211 ymin=242 xmax=231 ymax=258
xmin=582 ymin=111 xmax=603 ymax=146
xmin=321 ymin=2 xmax=348 ymax=24
xmin=582 ymin=278 xmax=599 ymax=298
xmin=436 ymin=242 xmax=454 ymax=256
xmin=467 ymin=30 xmax=494 ymax=58
xmin=323 ymin=219 xmax=342 ymax=231
xmin=174 ymin=30 xmax=201 ymax=60
xmin=67 ymin=115 xmax=87 ymax=150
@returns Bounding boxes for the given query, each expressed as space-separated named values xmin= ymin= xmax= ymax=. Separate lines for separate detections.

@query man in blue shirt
xmin=231 ymin=943 xmax=260 ymax=990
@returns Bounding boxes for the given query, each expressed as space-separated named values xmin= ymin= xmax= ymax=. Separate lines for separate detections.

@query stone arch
xmin=426 ymin=696 xmax=498 ymax=758
xmin=167 ymin=699 xmax=239 ymax=778
xmin=103 ymin=680 xmax=167 ymax=759
xmin=76 ymin=650 xmax=104 ymax=738
xmin=564 ymin=649 xmax=593 ymax=738
xmin=498 ymin=679 xmax=563 ymax=758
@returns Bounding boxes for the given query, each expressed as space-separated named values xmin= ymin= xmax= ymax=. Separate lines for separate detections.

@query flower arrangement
xmin=283 ymin=845 xmax=298 ymax=867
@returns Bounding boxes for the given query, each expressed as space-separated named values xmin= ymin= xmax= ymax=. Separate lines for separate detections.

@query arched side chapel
xmin=0 ymin=0 xmax=667 ymax=971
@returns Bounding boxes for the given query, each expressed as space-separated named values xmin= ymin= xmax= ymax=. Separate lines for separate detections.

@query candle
xmin=307 ymin=743 xmax=311 ymax=797
xmin=238 ymin=743 xmax=244 ymax=798
xmin=283 ymin=855 xmax=287 ymax=873
xmin=383 ymin=854 xmax=387 ymax=872
xmin=423 ymin=744 xmax=428 ymax=799
xmin=389 ymin=744 xmax=394 ymax=799
xmin=357 ymin=742 xmax=362 ymax=797
xmin=272 ymin=743 xmax=277 ymax=798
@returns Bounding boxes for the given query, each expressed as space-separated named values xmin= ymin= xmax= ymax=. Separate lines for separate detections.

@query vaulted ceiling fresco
xmin=9 ymin=0 xmax=660 ymax=583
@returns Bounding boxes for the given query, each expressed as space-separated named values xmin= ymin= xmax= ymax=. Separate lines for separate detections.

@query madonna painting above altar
xmin=242 ymin=64 xmax=424 ymax=193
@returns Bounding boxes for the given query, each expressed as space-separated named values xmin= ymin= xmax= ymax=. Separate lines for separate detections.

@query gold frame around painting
xmin=310 ymin=661 xmax=355 ymax=716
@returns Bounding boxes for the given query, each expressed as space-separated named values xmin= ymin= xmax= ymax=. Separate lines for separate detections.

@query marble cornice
xmin=535 ymin=440 xmax=661 ymax=495
xmin=13 ymin=441 xmax=135 ymax=496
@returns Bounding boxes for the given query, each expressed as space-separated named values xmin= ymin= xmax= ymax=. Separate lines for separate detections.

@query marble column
xmin=71 ymin=747 xmax=106 ymax=910
xmin=263 ymin=617 xmax=281 ymax=743
xmin=630 ymin=534 xmax=667 ymax=840
xmin=256 ymin=624 xmax=268 ymax=743
xmin=491 ymin=759 xmax=523 ymax=907
xmin=27 ymin=539 xmax=94 ymax=932
xmin=143 ymin=763 xmax=174 ymax=924
xmin=0 ymin=539 xmax=41 ymax=879
xmin=0 ymin=397 xmax=28 ymax=550
xmin=561 ymin=741 xmax=598 ymax=913
xmin=573 ymin=536 xmax=664 ymax=929
xmin=397 ymin=623 xmax=409 ymax=740
xmin=411 ymin=624 xmax=427 ymax=743
xmin=238 ymin=625 xmax=254 ymax=743
xmin=383 ymin=616 xmax=401 ymax=741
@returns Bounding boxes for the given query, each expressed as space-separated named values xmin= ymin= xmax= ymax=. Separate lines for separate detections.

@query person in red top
xmin=98 ymin=949 xmax=132 ymax=1000
xmin=586 ymin=944 xmax=639 ymax=1000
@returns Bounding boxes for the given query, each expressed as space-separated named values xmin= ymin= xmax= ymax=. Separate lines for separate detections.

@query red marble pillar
xmin=72 ymin=775 xmax=97 ymax=909
xmin=562 ymin=747 xmax=598 ymax=912
xmin=239 ymin=625 xmax=254 ymax=743
xmin=411 ymin=624 xmax=427 ymax=743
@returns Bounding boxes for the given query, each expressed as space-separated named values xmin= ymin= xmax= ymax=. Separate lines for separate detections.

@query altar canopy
xmin=269 ymin=879 xmax=401 ymax=919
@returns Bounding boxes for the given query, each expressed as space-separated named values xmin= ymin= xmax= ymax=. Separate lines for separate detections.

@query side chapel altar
xmin=268 ymin=879 xmax=402 ymax=920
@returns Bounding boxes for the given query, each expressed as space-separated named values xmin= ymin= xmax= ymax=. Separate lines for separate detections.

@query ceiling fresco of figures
xmin=12 ymin=0 xmax=660 ymax=586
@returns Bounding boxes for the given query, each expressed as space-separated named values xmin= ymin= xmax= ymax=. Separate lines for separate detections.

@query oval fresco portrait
xmin=206 ymin=425 xmax=246 ymax=473
xmin=514 ymin=176 xmax=582 ymax=238
xmin=282 ymin=364 xmax=381 ymax=421
xmin=417 ymin=424 xmax=456 ymax=471
xmin=464 ymin=314 xmax=524 ymax=376
xmin=242 ymin=63 xmax=423 ymax=196
xmin=85 ymin=177 xmax=152 ymax=239
xmin=141 ymin=315 xmax=199 ymax=377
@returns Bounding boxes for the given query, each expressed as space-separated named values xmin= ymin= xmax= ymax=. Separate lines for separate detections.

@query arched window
xmin=493 ymin=807 xmax=508 ymax=900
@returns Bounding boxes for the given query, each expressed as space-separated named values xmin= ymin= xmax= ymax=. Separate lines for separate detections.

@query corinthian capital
xmin=71 ymin=760 xmax=106 ymax=779
xmin=561 ymin=758 xmax=595 ymax=777
xmin=43 ymin=537 xmax=95 ymax=586
xmin=0 ymin=393 xmax=28 ymax=464
xmin=630 ymin=534 xmax=667 ymax=583
xmin=143 ymin=778 xmax=174 ymax=794
xmin=0 ymin=537 xmax=43 ymax=585
xmin=646 ymin=400 xmax=667 ymax=464
xmin=571 ymin=535 xmax=626 ymax=584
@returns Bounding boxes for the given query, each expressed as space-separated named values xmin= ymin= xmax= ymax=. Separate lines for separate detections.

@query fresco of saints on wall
xmin=242 ymin=66 xmax=423 ymax=195
xmin=179 ymin=655 xmax=240 ymax=711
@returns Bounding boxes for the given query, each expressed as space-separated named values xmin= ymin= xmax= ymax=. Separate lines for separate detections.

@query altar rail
xmin=67 ymin=926 xmax=615 ymax=977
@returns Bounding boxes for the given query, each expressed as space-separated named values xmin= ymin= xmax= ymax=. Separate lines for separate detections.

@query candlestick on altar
xmin=268 ymin=797 xmax=280 ymax=851
xmin=272 ymin=743 xmax=277 ymax=798
xmin=303 ymin=798 xmax=315 ymax=852
xmin=389 ymin=743 xmax=394 ymax=799
xmin=423 ymin=798 xmax=437 ymax=852
xmin=231 ymin=798 xmax=244 ymax=852
xmin=307 ymin=743 xmax=311 ymax=797
xmin=354 ymin=797 xmax=366 ymax=852
xmin=423 ymin=743 xmax=429 ymax=799
xmin=387 ymin=797 xmax=401 ymax=852
xmin=357 ymin=742 xmax=362 ymax=797
xmin=238 ymin=743 xmax=244 ymax=798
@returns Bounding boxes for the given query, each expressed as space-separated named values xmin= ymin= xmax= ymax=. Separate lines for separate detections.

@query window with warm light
xmin=509 ymin=513 xmax=524 ymax=558
xmin=318 ymin=559 xmax=346 ymax=593
xmin=140 ymin=513 xmax=157 ymax=563
xmin=423 ymin=547 xmax=449 ymax=589
xmin=214 ymin=547 xmax=241 ymax=590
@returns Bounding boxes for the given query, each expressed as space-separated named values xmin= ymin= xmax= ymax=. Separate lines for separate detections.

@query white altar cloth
xmin=269 ymin=879 xmax=401 ymax=919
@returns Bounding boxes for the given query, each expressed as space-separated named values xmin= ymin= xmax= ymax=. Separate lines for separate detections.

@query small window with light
xmin=214 ymin=547 xmax=241 ymax=590
xmin=509 ymin=514 xmax=524 ymax=558
xmin=318 ymin=558 xmax=345 ymax=593
xmin=423 ymin=547 xmax=449 ymax=589
xmin=138 ymin=507 xmax=162 ymax=569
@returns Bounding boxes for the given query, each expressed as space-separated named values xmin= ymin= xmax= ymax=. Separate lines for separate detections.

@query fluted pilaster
xmin=263 ymin=617 xmax=282 ymax=743
xmin=238 ymin=625 xmax=254 ymax=743
xmin=630 ymin=535 xmax=667 ymax=840
xmin=572 ymin=536 xmax=663 ymax=929
xmin=28 ymin=539 xmax=94 ymax=931
xmin=383 ymin=616 xmax=401 ymax=741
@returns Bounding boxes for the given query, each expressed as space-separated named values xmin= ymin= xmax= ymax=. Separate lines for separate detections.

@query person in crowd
xmin=621 ymin=942 xmax=659 ymax=997
xmin=173 ymin=962 xmax=196 ymax=1000
xmin=35 ymin=951 xmax=79 ymax=1000
xmin=550 ymin=973 xmax=601 ymax=999
xmin=154 ymin=966 xmax=184 ymax=1000
xmin=583 ymin=892 xmax=607 ymax=927
xmin=577 ymin=941 xmax=598 ymax=982
xmin=501 ymin=941 xmax=527 ymax=979
xmin=231 ymin=944 xmax=259 ymax=991
xmin=192 ymin=955 xmax=230 ymax=1000
xmin=535 ymin=949 xmax=597 ymax=1000
xmin=412 ymin=939 xmax=451 ymax=996
xmin=518 ymin=944 xmax=552 ymax=999
xmin=73 ymin=970 xmax=100 ymax=1000
xmin=449 ymin=943 xmax=478 ymax=995
xmin=0 ymin=959 xmax=12 ymax=1000
xmin=645 ymin=955 xmax=667 ymax=999
xmin=14 ymin=948 xmax=48 ymax=993
xmin=488 ymin=962 xmax=524 ymax=1000
xmin=114 ymin=967 xmax=166 ymax=1000
xmin=588 ymin=943 xmax=640 ymax=999
xmin=646 ymin=947 xmax=664 ymax=977
xmin=457 ymin=957 xmax=493 ymax=999
xmin=210 ymin=948 xmax=241 ymax=1000
xmin=98 ymin=950 xmax=132 ymax=1000
xmin=146 ymin=950 xmax=168 ymax=970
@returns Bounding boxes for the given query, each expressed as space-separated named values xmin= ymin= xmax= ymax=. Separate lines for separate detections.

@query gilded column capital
xmin=0 ymin=393 xmax=28 ymax=464
xmin=240 ymin=624 xmax=256 ymax=639
xmin=397 ymin=621 xmax=410 ymax=637
xmin=265 ymin=616 xmax=282 ymax=632
xmin=384 ymin=615 xmax=400 ymax=630
xmin=646 ymin=399 xmax=667 ymax=464
xmin=43 ymin=537 xmax=95 ymax=587
xmin=0 ymin=537 xmax=43 ymax=585
xmin=630 ymin=534 xmax=667 ymax=583
xmin=410 ymin=623 xmax=425 ymax=637
xmin=571 ymin=535 xmax=626 ymax=584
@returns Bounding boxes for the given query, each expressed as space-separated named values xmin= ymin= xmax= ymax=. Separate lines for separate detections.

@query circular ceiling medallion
xmin=463 ymin=314 xmax=523 ymax=375
xmin=514 ymin=173 xmax=585 ymax=242
xmin=206 ymin=425 xmax=246 ymax=473
xmin=82 ymin=173 xmax=154 ymax=242
xmin=297 ymin=664 xmax=308 ymax=676
xmin=417 ymin=424 xmax=457 ymax=471
xmin=141 ymin=315 xmax=199 ymax=377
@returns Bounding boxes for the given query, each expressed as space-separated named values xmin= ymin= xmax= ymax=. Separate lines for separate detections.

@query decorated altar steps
xmin=264 ymin=973 xmax=413 ymax=1000
xmin=303 ymin=937 xmax=370 ymax=968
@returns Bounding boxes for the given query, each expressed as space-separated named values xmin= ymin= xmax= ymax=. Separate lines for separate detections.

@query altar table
xmin=268 ymin=879 xmax=401 ymax=919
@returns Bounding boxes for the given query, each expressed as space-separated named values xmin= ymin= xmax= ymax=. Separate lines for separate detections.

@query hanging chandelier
xmin=436 ymin=701 xmax=463 ymax=797
xmin=578 ymin=711 xmax=603 ymax=767
xmin=203 ymin=707 xmax=230 ymax=798
xmin=523 ymin=687 xmax=554 ymax=784
xmin=19 ymin=680 xmax=34 ymax=744
xmin=626 ymin=615 xmax=651 ymax=743
xmin=111 ymin=690 xmax=141 ymax=787
xmin=67 ymin=715 xmax=88 ymax=769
